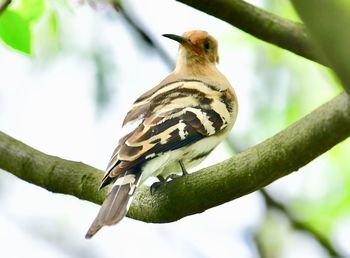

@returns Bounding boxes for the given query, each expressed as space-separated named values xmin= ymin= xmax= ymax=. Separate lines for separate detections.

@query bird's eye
xmin=204 ymin=41 xmax=211 ymax=50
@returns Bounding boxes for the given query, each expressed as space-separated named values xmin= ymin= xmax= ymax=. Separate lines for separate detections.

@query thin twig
xmin=226 ymin=136 xmax=341 ymax=257
xmin=0 ymin=0 xmax=11 ymax=15
xmin=260 ymin=189 xmax=340 ymax=257
xmin=112 ymin=2 xmax=174 ymax=70
xmin=253 ymin=232 xmax=267 ymax=258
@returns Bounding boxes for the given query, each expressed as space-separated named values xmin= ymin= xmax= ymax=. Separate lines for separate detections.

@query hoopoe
xmin=85 ymin=30 xmax=238 ymax=238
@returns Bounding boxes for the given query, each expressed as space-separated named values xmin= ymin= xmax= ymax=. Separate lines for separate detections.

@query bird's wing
xmin=100 ymin=79 xmax=235 ymax=188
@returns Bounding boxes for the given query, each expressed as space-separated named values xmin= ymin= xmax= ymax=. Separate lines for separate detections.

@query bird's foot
xmin=150 ymin=164 xmax=188 ymax=194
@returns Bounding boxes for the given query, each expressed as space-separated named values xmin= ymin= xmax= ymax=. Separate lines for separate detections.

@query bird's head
xmin=163 ymin=30 xmax=219 ymax=66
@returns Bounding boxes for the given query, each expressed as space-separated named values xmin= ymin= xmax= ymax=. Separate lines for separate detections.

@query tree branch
xmin=291 ymin=0 xmax=350 ymax=95
xmin=0 ymin=133 xmax=108 ymax=204
xmin=176 ymin=0 xmax=327 ymax=66
xmin=1 ymin=93 xmax=349 ymax=222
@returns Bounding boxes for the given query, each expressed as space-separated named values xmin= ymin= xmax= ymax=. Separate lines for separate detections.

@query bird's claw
xmin=150 ymin=169 xmax=188 ymax=195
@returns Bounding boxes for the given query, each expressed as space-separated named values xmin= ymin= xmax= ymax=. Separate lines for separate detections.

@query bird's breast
xmin=139 ymin=134 xmax=226 ymax=184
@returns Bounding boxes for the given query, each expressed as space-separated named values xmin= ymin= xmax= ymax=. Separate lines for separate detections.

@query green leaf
xmin=49 ymin=10 xmax=58 ymax=35
xmin=14 ymin=0 xmax=46 ymax=21
xmin=0 ymin=10 xmax=31 ymax=54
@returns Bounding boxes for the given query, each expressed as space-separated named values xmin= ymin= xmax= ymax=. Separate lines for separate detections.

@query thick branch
xmin=1 ymin=93 xmax=350 ymax=222
xmin=176 ymin=0 xmax=327 ymax=66
xmin=291 ymin=0 xmax=350 ymax=95
xmin=0 ymin=133 xmax=108 ymax=204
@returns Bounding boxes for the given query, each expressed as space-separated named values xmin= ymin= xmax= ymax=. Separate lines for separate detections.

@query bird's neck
xmin=171 ymin=47 xmax=233 ymax=92
xmin=173 ymin=47 xmax=217 ymax=77
xmin=173 ymin=58 xmax=230 ymax=90
xmin=174 ymin=57 xmax=219 ymax=78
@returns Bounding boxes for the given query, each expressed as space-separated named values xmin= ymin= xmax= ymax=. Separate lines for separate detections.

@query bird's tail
xmin=85 ymin=172 xmax=141 ymax=239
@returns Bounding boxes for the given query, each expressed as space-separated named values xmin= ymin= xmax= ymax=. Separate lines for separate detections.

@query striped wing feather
xmin=100 ymin=79 xmax=233 ymax=188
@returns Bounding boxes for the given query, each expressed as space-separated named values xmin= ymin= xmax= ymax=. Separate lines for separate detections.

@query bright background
xmin=1 ymin=0 xmax=349 ymax=257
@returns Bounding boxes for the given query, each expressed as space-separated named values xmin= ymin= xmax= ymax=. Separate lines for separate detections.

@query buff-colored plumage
xmin=85 ymin=30 xmax=238 ymax=238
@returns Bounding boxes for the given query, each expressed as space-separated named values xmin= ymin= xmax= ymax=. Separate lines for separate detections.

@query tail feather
xmin=85 ymin=172 xmax=140 ymax=239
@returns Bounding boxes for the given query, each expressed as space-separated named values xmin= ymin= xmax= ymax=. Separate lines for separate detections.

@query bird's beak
xmin=162 ymin=34 xmax=192 ymax=47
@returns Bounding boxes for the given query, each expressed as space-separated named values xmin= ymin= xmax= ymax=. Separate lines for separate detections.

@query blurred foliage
xmin=15 ymin=0 xmax=45 ymax=20
xmin=91 ymin=45 xmax=117 ymax=113
xmin=245 ymin=1 xmax=350 ymax=257
xmin=220 ymin=0 xmax=350 ymax=257
xmin=0 ymin=9 xmax=32 ymax=53
xmin=1 ymin=0 xmax=350 ymax=257
xmin=0 ymin=0 xmax=58 ymax=54
xmin=257 ymin=209 xmax=290 ymax=257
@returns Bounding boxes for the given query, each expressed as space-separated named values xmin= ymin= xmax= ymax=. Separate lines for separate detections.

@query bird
xmin=85 ymin=30 xmax=238 ymax=238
